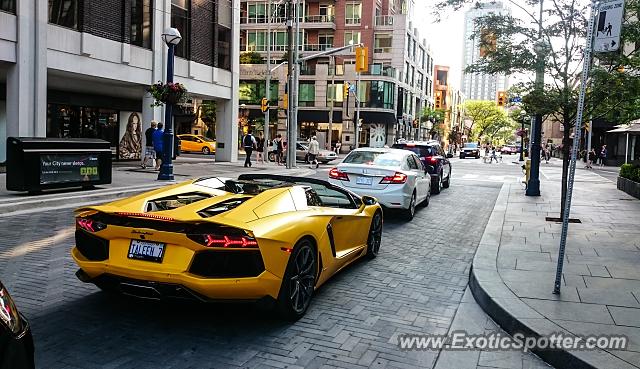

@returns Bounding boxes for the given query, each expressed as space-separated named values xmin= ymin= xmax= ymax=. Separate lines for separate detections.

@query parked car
xmin=392 ymin=141 xmax=451 ymax=194
xmin=269 ymin=142 xmax=338 ymax=164
xmin=329 ymin=148 xmax=431 ymax=220
xmin=460 ymin=142 xmax=481 ymax=159
xmin=72 ymin=175 xmax=383 ymax=320
xmin=177 ymin=134 xmax=216 ymax=155
xmin=500 ymin=145 xmax=519 ymax=155
xmin=0 ymin=281 xmax=35 ymax=369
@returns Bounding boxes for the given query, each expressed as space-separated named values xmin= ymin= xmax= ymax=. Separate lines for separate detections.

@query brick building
xmin=0 ymin=0 xmax=241 ymax=162
xmin=238 ymin=0 xmax=434 ymax=150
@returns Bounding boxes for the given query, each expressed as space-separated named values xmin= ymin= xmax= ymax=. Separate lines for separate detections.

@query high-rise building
xmin=0 ymin=0 xmax=241 ymax=162
xmin=461 ymin=1 xmax=510 ymax=101
xmin=239 ymin=0 xmax=435 ymax=149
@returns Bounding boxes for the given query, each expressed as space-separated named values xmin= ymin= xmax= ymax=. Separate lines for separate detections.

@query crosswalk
xmin=456 ymin=173 xmax=521 ymax=183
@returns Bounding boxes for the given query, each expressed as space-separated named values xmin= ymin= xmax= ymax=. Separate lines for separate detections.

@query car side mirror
xmin=361 ymin=195 xmax=377 ymax=206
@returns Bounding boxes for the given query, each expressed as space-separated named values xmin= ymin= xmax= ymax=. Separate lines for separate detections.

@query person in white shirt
xmin=308 ymin=136 xmax=320 ymax=169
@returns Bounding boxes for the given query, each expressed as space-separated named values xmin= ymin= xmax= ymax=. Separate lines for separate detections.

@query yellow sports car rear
xmin=72 ymin=175 xmax=383 ymax=319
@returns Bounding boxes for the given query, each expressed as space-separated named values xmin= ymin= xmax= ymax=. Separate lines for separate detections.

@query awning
xmin=298 ymin=110 xmax=342 ymax=123
xmin=607 ymin=123 xmax=640 ymax=133
xmin=352 ymin=111 xmax=397 ymax=125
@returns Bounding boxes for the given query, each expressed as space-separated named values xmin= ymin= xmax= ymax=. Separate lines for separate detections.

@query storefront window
xmin=171 ymin=0 xmax=190 ymax=59
xmin=48 ymin=0 xmax=79 ymax=29
xmin=0 ymin=0 xmax=15 ymax=13
xmin=47 ymin=104 xmax=119 ymax=154
xmin=131 ymin=0 xmax=152 ymax=49
xmin=298 ymin=82 xmax=315 ymax=107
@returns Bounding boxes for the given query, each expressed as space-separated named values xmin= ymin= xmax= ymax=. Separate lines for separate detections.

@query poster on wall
xmin=118 ymin=111 xmax=143 ymax=160
xmin=40 ymin=153 xmax=101 ymax=185
xmin=369 ymin=124 xmax=386 ymax=148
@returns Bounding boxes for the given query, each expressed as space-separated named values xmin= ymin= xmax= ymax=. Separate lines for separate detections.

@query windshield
xmin=343 ymin=151 xmax=404 ymax=167
xmin=197 ymin=136 xmax=215 ymax=142
xmin=463 ymin=143 xmax=478 ymax=149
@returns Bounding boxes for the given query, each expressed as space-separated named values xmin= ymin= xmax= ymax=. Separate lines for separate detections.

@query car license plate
xmin=356 ymin=176 xmax=373 ymax=185
xmin=128 ymin=240 xmax=165 ymax=263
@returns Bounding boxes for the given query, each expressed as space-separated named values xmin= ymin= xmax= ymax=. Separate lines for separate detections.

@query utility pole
xmin=328 ymin=55 xmax=335 ymax=150
xmin=526 ymin=0 xmax=544 ymax=196
xmin=355 ymin=72 xmax=361 ymax=149
xmin=286 ymin=0 xmax=295 ymax=169
xmin=264 ymin=0 xmax=272 ymax=161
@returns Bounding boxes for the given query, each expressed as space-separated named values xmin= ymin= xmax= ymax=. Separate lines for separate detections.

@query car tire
xmin=419 ymin=187 xmax=431 ymax=208
xmin=365 ymin=211 xmax=383 ymax=259
xmin=432 ymin=174 xmax=442 ymax=194
xmin=459 ymin=154 xmax=464 ymax=159
xmin=276 ymin=238 xmax=317 ymax=320
xmin=202 ymin=147 xmax=210 ymax=155
xmin=268 ymin=152 xmax=276 ymax=162
xmin=475 ymin=154 xmax=480 ymax=159
xmin=442 ymin=170 xmax=451 ymax=189
xmin=402 ymin=191 xmax=416 ymax=221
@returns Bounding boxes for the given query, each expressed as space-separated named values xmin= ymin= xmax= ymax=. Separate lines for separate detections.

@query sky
xmin=415 ymin=2 xmax=467 ymax=89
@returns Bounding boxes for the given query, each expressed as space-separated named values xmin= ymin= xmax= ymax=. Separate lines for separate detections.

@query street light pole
xmin=264 ymin=0 xmax=272 ymax=161
xmin=526 ymin=0 xmax=544 ymax=196
xmin=286 ymin=0 xmax=295 ymax=169
xmin=355 ymin=72 xmax=361 ymax=149
xmin=158 ymin=28 xmax=182 ymax=181
xmin=328 ymin=55 xmax=335 ymax=150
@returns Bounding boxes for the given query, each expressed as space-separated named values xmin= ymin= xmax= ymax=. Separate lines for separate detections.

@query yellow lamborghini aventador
xmin=72 ymin=174 xmax=383 ymax=319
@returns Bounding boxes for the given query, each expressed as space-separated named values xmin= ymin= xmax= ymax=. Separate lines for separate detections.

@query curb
xmin=469 ymin=183 xmax=633 ymax=369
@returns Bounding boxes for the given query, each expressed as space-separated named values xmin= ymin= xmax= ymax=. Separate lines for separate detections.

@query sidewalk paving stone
xmin=469 ymin=164 xmax=640 ymax=368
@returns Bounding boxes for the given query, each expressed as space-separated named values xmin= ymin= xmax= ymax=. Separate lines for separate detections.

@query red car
xmin=501 ymin=145 xmax=518 ymax=155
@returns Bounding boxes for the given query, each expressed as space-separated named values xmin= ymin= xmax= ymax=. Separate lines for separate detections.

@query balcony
xmin=302 ymin=14 xmax=336 ymax=30
xmin=375 ymin=15 xmax=394 ymax=27
xmin=302 ymin=43 xmax=333 ymax=52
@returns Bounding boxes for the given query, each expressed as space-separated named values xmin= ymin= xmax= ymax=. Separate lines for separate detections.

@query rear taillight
xmin=380 ymin=172 xmax=407 ymax=184
xmin=76 ymin=217 xmax=107 ymax=233
xmin=428 ymin=157 xmax=438 ymax=163
xmin=188 ymin=234 xmax=259 ymax=248
xmin=329 ymin=168 xmax=350 ymax=181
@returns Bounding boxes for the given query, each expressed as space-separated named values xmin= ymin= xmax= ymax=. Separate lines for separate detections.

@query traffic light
xmin=343 ymin=82 xmax=350 ymax=99
xmin=355 ymin=46 xmax=369 ymax=73
xmin=435 ymin=91 xmax=442 ymax=109
xmin=260 ymin=97 xmax=268 ymax=113
xmin=497 ymin=91 xmax=506 ymax=107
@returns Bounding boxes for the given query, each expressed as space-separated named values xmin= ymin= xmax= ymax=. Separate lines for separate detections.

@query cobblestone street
xmin=0 ymin=160 xmax=529 ymax=368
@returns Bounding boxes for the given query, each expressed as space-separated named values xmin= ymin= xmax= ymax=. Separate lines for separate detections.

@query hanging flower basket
xmin=516 ymin=128 xmax=528 ymax=137
xmin=148 ymin=81 xmax=188 ymax=107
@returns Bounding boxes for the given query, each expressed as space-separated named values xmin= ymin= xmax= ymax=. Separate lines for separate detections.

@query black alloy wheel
xmin=366 ymin=212 xmax=383 ymax=259
xmin=442 ymin=167 xmax=451 ymax=188
xmin=277 ymin=239 xmax=317 ymax=320
xmin=268 ymin=152 xmax=276 ymax=162
xmin=202 ymin=147 xmax=210 ymax=155
xmin=432 ymin=173 xmax=443 ymax=194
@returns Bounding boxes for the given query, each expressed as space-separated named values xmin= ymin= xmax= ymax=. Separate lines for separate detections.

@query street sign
xmin=594 ymin=0 xmax=625 ymax=53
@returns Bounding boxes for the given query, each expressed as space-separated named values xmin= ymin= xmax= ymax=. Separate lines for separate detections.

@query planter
xmin=617 ymin=176 xmax=640 ymax=199
xmin=164 ymin=91 xmax=182 ymax=105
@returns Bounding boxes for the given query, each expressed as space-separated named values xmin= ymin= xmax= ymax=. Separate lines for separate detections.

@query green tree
xmin=434 ymin=0 xmax=640 ymax=217
xmin=240 ymin=52 xmax=264 ymax=64
xmin=197 ymin=100 xmax=217 ymax=139
xmin=462 ymin=101 xmax=510 ymax=143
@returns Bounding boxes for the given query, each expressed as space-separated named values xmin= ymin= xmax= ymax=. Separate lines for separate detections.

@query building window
xmin=48 ymin=0 xmax=79 ymax=29
xmin=326 ymin=82 xmax=344 ymax=106
xmin=345 ymin=2 xmax=361 ymax=25
xmin=318 ymin=33 xmax=334 ymax=49
xmin=298 ymin=82 xmax=316 ymax=107
xmin=130 ymin=0 xmax=152 ymax=49
xmin=247 ymin=31 xmax=267 ymax=51
xmin=217 ymin=25 xmax=231 ymax=70
xmin=344 ymin=31 xmax=361 ymax=46
xmin=363 ymin=80 xmax=395 ymax=109
xmin=239 ymin=80 xmax=279 ymax=105
xmin=1 ymin=0 xmax=15 ymax=13
xmin=319 ymin=4 xmax=334 ymax=17
xmin=272 ymin=32 xmax=288 ymax=51
xmin=171 ymin=0 xmax=190 ymax=59
xmin=374 ymin=33 xmax=392 ymax=53
xmin=247 ymin=3 xmax=266 ymax=23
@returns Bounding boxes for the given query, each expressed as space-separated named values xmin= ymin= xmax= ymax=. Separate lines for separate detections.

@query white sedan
xmin=328 ymin=148 xmax=431 ymax=220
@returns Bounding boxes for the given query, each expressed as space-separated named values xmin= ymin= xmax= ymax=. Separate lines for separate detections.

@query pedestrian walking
xmin=308 ymin=136 xmax=320 ymax=169
xmin=141 ymin=120 xmax=157 ymax=169
xmin=151 ymin=122 xmax=164 ymax=170
xmin=587 ymin=148 xmax=596 ymax=169
xmin=256 ymin=132 xmax=265 ymax=164
xmin=334 ymin=141 xmax=341 ymax=154
xmin=490 ymin=146 xmax=498 ymax=163
xmin=599 ymin=145 xmax=607 ymax=167
xmin=275 ymin=134 xmax=284 ymax=165
xmin=243 ymin=130 xmax=257 ymax=168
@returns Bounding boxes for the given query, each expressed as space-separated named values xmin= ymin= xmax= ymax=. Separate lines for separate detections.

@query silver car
xmin=328 ymin=148 xmax=431 ymax=220
xmin=297 ymin=143 xmax=338 ymax=164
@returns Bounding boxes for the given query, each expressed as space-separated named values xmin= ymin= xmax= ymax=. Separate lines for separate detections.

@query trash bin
xmin=6 ymin=137 xmax=112 ymax=192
